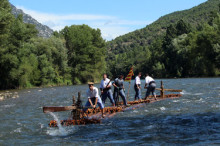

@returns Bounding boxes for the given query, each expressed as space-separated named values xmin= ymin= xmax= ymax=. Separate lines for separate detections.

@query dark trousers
xmin=114 ymin=89 xmax=127 ymax=105
xmin=101 ymin=90 xmax=115 ymax=105
xmin=134 ymin=85 xmax=141 ymax=100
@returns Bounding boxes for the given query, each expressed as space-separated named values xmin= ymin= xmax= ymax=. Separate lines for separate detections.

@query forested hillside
xmin=106 ymin=0 xmax=220 ymax=78
xmin=0 ymin=0 xmax=106 ymax=89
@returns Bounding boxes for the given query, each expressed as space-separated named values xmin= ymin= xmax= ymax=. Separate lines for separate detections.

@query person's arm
xmin=100 ymin=80 xmax=104 ymax=94
xmin=94 ymin=97 xmax=98 ymax=108
xmin=100 ymin=88 xmax=103 ymax=94
xmin=112 ymin=80 xmax=118 ymax=88
xmin=88 ymin=98 xmax=94 ymax=107
xmin=144 ymin=83 xmax=148 ymax=89
xmin=144 ymin=77 xmax=149 ymax=89
xmin=113 ymin=82 xmax=117 ymax=88
xmin=137 ymin=77 xmax=141 ymax=89
xmin=106 ymin=80 xmax=112 ymax=88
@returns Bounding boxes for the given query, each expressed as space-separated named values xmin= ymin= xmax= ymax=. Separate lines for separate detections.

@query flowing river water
xmin=0 ymin=78 xmax=220 ymax=145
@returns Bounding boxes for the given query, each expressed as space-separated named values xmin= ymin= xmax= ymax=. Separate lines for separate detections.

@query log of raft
xmin=156 ymin=88 xmax=182 ymax=92
xmin=43 ymin=106 xmax=77 ymax=113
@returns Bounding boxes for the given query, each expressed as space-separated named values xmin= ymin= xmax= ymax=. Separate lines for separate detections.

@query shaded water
xmin=0 ymin=78 xmax=220 ymax=145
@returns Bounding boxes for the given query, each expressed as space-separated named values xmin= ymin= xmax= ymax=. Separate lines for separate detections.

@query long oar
xmin=43 ymin=106 xmax=77 ymax=113
xmin=156 ymin=88 xmax=182 ymax=92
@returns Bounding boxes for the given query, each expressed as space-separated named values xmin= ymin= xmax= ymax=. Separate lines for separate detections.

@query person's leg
xmin=151 ymin=83 xmax=157 ymax=100
xmin=119 ymin=89 xmax=127 ymax=106
xmin=113 ymin=89 xmax=118 ymax=105
xmin=97 ymin=101 xmax=105 ymax=118
xmin=138 ymin=88 xmax=142 ymax=101
xmin=101 ymin=92 xmax=107 ymax=104
xmin=134 ymin=86 xmax=138 ymax=100
xmin=107 ymin=90 xmax=115 ymax=106
xmin=145 ymin=87 xmax=151 ymax=100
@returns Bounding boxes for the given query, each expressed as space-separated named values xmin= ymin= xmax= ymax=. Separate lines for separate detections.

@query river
xmin=0 ymin=78 xmax=220 ymax=145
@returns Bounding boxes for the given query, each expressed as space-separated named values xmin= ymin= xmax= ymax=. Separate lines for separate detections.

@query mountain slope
xmin=10 ymin=4 xmax=53 ymax=38
xmin=107 ymin=0 xmax=219 ymax=54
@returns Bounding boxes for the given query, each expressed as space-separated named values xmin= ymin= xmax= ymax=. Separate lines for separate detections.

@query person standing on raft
xmin=83 ymin=82 xmax=105 ymax=118
xmin=112 ymin=75 xmax=127 ymax=106
xmin=134 ymin=72 xmax=142 ymax=101
xmin=100 ymin=74 xmax=115 ymax=106
xmin=144 ymin=74 xmax=157 ymax=100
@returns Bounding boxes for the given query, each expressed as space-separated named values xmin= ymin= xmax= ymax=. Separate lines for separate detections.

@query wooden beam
xmin=43 ymin=106 xmax=77 ymax=113
xmin=156 ymin=88 xmax=182 ymax=92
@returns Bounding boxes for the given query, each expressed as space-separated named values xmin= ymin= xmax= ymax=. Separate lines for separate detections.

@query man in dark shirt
xmin=113 ymin=75 xmax=127 ymax=106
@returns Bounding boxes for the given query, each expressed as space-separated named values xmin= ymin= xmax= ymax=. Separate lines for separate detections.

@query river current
xmin=0 ymin=78 xmax=220 ymax=145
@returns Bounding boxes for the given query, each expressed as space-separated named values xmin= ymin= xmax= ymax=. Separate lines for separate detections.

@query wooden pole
xmin=72 ymin=92 xmax=83 ymax=119
xmin=72 ymin=95 xmax=76 ymax=106
xmin=160 ymin=81 xmax=164 ymax=98
xmin=76 ymin=92 xmax=82 ymax=109
xmin=127 ymin=81 xmax=131 ymax=100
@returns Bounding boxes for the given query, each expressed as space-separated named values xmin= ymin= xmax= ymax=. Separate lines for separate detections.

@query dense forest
xmin=0 ymin=0 xmax=220 ymax=90
xmin=0 ymin=0 xmax=106 ymax=89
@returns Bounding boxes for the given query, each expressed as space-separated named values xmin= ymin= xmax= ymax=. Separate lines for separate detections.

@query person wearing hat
xmin=83 ymin=82 xmax=105 ymax=118
xmin=144 ymin=73 xmax=157 ymax=100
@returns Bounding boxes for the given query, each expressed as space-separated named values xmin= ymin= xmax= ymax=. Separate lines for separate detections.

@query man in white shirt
xmin=100 ymin=74 xmax=115 ymax=106
xmin=144 ymin=74 xmax=157 ymax=100
xmin=134 ymin=72 xmax=142 ymax=100
xmin=84 ymin=82 xmax=105 ymax=118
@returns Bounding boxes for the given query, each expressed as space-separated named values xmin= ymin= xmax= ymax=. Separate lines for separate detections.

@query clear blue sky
xmin=9 ymin=0 xmax=207 ymax=40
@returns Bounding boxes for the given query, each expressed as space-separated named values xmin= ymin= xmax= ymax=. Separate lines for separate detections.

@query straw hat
xmin=88 ymin=82 xmax=94 ymax=85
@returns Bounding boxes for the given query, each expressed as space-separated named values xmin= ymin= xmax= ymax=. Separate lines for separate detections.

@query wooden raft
xmin=43 ymin=81 xmax=182 ymax=127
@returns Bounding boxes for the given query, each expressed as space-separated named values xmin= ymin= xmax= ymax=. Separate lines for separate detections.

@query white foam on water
xmin=194 ymin=93 xmax=203 ymax=95
xmin=13 ymin=128 xmax=22 ymax=133
xmin=133 ymin=110 xmax=138 ymax=113
xmin=212 ymin=104 xmax=220 ymax=108
xmin=17 ymin=122 xmax=22 ymax=126
xmin=0 ymin=97 xmax=4 ymax=101
xmin=160 ymin=107 xmax=166 ymax=111
xmin=180 ymin=90 xmax=190 ymax=95
xmin=1 ymin=104 xmax=15 ymax=108
xmin=39 ymin=123 xmax=44 ymax=129
xmin=145 ymin=125 xmax=154 ymax=130
xmin=172 ymin=100 xmax=179 ymax=103
xmin=38 ymin=90 xmax=42 ymax=92
xmin=180 ymin=90 xmax=204 ymax=96
xmin=183 ymin=100 xmax=190 ymax=103
xmin=144 ymin=110 xmax=148 ymax=112
xmin=196 ymin=98 xmax=205 ymax=103
xmin=47 ymin=112 xmax=68 ymax=136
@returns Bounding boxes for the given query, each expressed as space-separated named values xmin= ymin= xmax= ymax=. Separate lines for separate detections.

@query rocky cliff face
xmin=10 ymin=4 xmax=53 ymax=38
